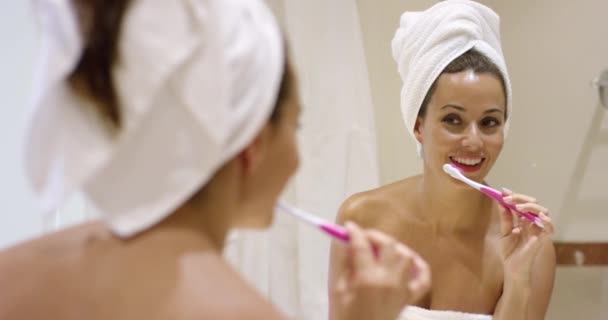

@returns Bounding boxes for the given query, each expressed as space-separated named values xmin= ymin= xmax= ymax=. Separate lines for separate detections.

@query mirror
xmin=355 ymin=1 xmax=608 ymax=319
xmin=11 ymin=1 xmax=605 ymax=319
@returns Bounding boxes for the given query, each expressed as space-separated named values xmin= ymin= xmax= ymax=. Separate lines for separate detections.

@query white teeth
xmin=451 ymin=157 xmax=482 ymax=166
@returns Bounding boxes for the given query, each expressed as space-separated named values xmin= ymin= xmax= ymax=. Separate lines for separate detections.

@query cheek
xmin=429 ymin=125 xmax=461 ymax=149
xmin=277 ymin=129 xmax=299 ymax=176
xmin=420 ymin=125 xmax=455 ymax=163
xmin=485 ymin=132 xmax=504 ymax=154
xmin=288 ymin=133 xmax=300 ymax=173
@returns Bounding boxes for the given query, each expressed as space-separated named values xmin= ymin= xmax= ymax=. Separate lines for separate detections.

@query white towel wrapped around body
xmin=400 ymin=306 xmax=492 ymax=320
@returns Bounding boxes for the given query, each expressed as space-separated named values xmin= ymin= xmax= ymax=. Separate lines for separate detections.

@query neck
xmin=159 ymin=199 xmax=234 ymax=251
xmin=417 ymin=169 xmax=494 ymax=233
xmin=147 ymin=162 xmax=241 ymax=252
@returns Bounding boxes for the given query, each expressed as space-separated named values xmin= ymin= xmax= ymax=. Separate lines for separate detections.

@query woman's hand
xmin=499 ymin=188 xmax=554 ymax=285
xmin=494 ymin=188 xmax=556 ymax=320
xmin=330 ymin=222 xmax=431 ymax=320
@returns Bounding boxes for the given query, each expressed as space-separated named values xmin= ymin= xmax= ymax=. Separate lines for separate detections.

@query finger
xmin=366 ymin=230 xmax=399 ymax=264
xmin=525 ymin=212 xmax=553 ymax=235
xmin=520 ymin=217 xmax=533 ymax=237
xmin=530 ymin=222 xmax=544 ymax=238
xmin=380 ymin=242 xmax=400 ymax=266
xmin=371 ymin=237 xmax=417 ymax=282
xmin=332 ymin=272 xmax=350 ymax=296
xmin=501 ymin=187 xmax=514 ymax=196
xmin=365 ymin=229 xmax=398 ymax=259
xmin=537 ymin=207 xmax=551 ymax=217
xmin=365 ymin=229 xmax=394 ymax=243
xmin=365 ymin=232 xmax=417 ymax=291
xmin=345 ymin=222 xmax=375 ymax=270
xmin=503 ymin=193 xmax=537 ymax=205
xmin=392 ymin=242 xmax=416 ymax=277
xmin=407 ymin=255 xmax=431 ymax=303
xmin=538 ymin=212 xmax=555 ymax=234
xmin=499 ymin=206 xmax=514 ymax=237
xmin=525 ymin=216 xmax=547 ymax=240
xmin=514 ymin=203 xmax=548 ymax=215
xmin=511 ymin=226 xmax=522 ymax=236
xmin=521 ymin=232 xmax=541 ymax=254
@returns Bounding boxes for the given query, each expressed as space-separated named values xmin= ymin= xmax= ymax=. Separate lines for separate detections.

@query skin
xmin=330 ymin=70 xmax=555 ymax=320
xmin=0 ymin=65 xmax=430 ymax=320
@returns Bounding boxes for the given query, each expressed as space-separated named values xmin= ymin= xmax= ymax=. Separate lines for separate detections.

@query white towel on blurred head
xmin=25 ymin=0 xmax=284 ymax=237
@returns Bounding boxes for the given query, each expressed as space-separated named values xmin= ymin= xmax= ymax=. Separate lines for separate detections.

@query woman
xmin=329 ymin=1 xmax=555 ymax=320
xmin=0 ymin=0 xmax=430 ymax=319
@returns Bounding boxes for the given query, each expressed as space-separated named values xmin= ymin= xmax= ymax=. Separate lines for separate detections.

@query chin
xmin=255 ymin=212 xmax=275 ymax=229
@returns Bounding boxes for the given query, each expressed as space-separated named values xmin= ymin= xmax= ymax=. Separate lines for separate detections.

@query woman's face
xmin=415 ymin=70 xmax=506 ymax=183
xmin=237 ymin=68 xmax=301 ymax=228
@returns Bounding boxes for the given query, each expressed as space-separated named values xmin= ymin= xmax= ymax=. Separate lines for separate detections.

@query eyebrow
xmin=441 ymin=104 xmax=504 ymax=115
xmin=441 ymin=104 xmax=465 ymax=111
xmin=483 ymin=108 xmax=503 ymax=115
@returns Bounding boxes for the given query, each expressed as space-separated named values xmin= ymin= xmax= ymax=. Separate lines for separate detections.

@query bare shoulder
xmin=0 ymin=223 xmax=286 ymax=320
xmin=168 ymin=253 xmax=285 ymax=320
xmin=337 ymin=175 xmax=421 ymax=229
xmin=0 ymin=221 xmax=110 ymax=318
xmin=0 ymin=220 xmax=108 ymax=273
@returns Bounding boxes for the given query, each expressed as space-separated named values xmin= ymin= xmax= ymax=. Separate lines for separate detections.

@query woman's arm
xmin=494 ymin=239 xmax=555 ymax=320
xmin=527 ymin=239 xmax=556 ymax=319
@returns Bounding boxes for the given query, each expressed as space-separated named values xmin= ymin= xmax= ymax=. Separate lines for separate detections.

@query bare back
xmin=333 ymin=175 xmax=505 ymax=314
xmin=0 ymin=222 xmax=284 ymax=320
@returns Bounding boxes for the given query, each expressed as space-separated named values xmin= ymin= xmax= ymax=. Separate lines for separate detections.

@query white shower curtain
xmin=224 ymin=0 xmax=379 ymax=319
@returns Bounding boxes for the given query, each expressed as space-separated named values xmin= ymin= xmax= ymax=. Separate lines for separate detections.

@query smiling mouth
xmin=449 ymin=156 xmax=485 ymax=172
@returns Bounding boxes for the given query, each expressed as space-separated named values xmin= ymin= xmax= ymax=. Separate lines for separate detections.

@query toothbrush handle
xmin=320 ymin=224 xmax=350 ymax=242
xmin=320 ymin=223 xmax=381 ymax=257
xmin=277 ymin=202 xmax=380 ymax=255
xmin=479 ymin=186 xmax=544 ymax=227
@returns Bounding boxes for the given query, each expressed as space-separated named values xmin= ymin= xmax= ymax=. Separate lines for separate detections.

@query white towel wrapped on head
xmin=25 ymin=0 xmax=284 ymax=237
xmin=391 ymin=0 xmax=512 ymax=154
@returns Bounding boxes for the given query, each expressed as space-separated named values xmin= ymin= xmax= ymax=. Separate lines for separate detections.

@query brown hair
xmin=67 ymin=0 xmax=290 ymax=132
xmin=418 ymin=48 xmax=508 ymax=119
xmin=68 ymin=0 xmax=132 ymax=131
xmin=271 ymin=57 xmax=294 ymax=123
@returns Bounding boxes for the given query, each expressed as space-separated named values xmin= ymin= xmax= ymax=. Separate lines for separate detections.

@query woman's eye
xmin=442 ymin=114 xmax=462 ymax=125
xmin=481 ymin=117 xmax=501 ymax=127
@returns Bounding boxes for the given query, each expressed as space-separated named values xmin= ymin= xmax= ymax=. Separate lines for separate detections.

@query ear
xmin=413 ymin=117 xmax=424 ymax=145
xmin=238 ymin=127 xmax=270 ymax=176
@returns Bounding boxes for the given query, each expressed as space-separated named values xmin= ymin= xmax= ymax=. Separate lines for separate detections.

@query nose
xmin=462 ymin=123 xmax=483 ymax=150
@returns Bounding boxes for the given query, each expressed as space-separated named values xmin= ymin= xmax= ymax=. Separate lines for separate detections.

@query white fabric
xmin=400 ymin=306 xmax=492 ymax=320
xmin=25 ymin=0 xmax=284 ymax=237
xmin=391 ymin=0 xmax=512 ymax=153
xmin=224 ymin=0 xmax=380 ymax=319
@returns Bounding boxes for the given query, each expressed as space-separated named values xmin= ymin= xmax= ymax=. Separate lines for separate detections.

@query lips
xmin=449 ymin=155 xmax=485 ymax=173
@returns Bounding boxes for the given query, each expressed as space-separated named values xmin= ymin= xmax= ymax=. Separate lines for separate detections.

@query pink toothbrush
xmin=442 ymin=164 xmax=544 ymax=228
xmin=277 ymin=201 xmax=412 ymax=272
xmin=276 ymin=200 xmax=350 ymax=242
